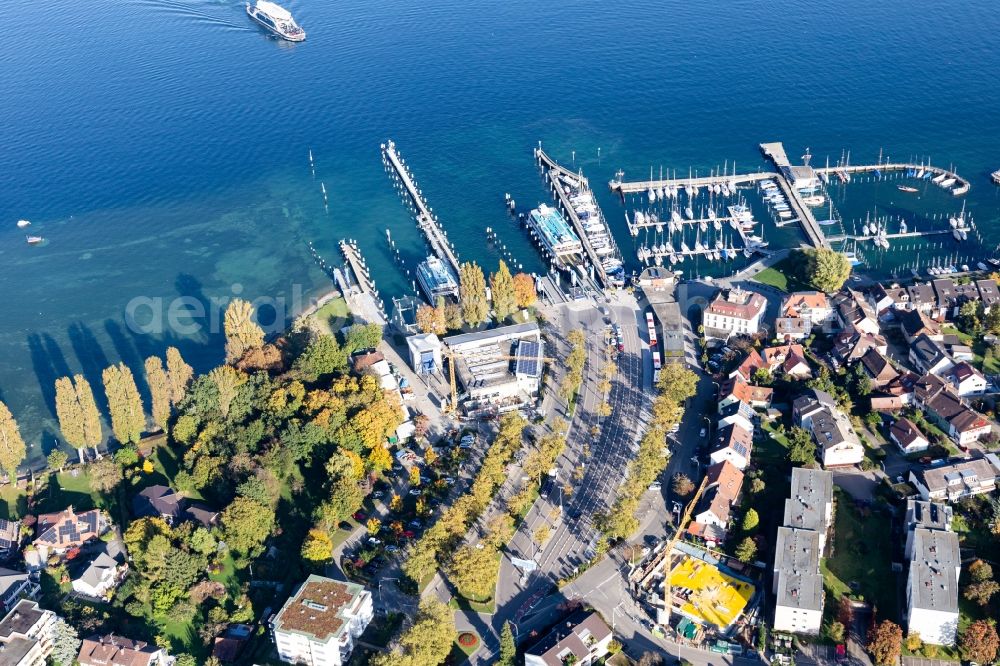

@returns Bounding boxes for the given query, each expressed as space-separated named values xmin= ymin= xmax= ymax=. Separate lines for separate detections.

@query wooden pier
xmin=759 ymin=142 xmax=831 ymax=250
xmin=535 ymin=147 xmax=622 ymax=289
xmin=609 ymin=170 xmax=777 ymax=195
xmin=338 ymin=239 xmax=386 ymax=326
xmin=381 ymin=140 xmax=461 ymax=276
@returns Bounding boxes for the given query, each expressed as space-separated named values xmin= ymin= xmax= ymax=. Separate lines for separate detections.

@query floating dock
xmin=815 ymin=162 xmax=970 ymax=196
xmin=381 ymin=140 xmax=461 ymax=276
xmin=609 ymin=170 xmax=777 ymax=196
xmin=535 ymin=147 xmax=624 ymax=288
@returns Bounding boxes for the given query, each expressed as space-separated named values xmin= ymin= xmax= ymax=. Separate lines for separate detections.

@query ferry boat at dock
xmin=246 ymin=1 xmax=305 ymax=41
xmin=416 ymin=255 xmax=459 ymax=303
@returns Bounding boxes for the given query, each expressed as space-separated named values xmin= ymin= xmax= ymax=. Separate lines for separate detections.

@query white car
xmin=648 ymin=481 xmax=662 ymax=491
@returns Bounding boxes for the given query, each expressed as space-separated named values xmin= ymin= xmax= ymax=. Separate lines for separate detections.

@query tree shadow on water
xmin=27 ymin=333 xmax=73 ymax=419
xmin=67 ymin=322 xmax=111 ymax=414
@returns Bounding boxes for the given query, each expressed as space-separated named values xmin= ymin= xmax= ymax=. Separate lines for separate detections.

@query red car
xmin=353 ymin=511 xmax=367 ymax=521
xmin=402 ymin=530 xmax=416 ymax=539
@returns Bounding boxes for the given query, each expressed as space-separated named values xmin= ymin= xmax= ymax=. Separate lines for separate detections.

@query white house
xmin=709 ymin=424 xmax=753 ymax=471
xmin=271 ymin=575 xmax=373 ymax=666
xmin=717 ymin=400 xmax=756 ymax=435
xmin=70 ymin=541 xmax=128 ymax=599
xmin=524 ymin=611 xmax=613 ymax=666
xmin=909 ymin=455 xmax=1000 ymax=503
xmin=890 ymin=418 xmax=930 ymax=455
xmin=703 ymin=288 xmax=767 ymax=342
xmin=0 ymin=600 xmax=58 ymax=666
xmin=772 ymin=528 xmax=824 ymax=636
xmin=906 ymin=528 xmax=960 ymax=646
xmin=947 ymin=362 xmax=987 ymax=397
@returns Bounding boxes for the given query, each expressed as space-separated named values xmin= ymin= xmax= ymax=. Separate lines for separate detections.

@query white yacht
xmin=246 ymin=1 xmax=305 ymax=41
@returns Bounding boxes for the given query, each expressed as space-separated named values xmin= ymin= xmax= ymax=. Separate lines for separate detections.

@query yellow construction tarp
xmin=667 ymin=556 xmax=754 ymax=629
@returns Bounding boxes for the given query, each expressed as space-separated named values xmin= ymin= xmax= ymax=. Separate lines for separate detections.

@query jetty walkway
xmin=759 ymin=142 xmax=831 ymax=250
xmin=814 ymin=162 xmax=970 ymax=195
xmin=535 ymin=147 xmax=622 ymax=289
xmin=381 ymin=140 xmax=461 ymax=276
xmin=338 ymin=239 xmax=386 ymax=326
xmin=609 ymin=170 xmax=776 ymax=196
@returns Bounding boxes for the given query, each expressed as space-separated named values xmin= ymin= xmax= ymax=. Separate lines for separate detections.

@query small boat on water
xmin=802 ymin=195 xmax=825 ymax=206
xmin=685 ymin=206 xmax=695 ymax=219
xmin=940 ymin=178 xmax=956 ymax=188
xmin=647 ymin=188 xmax=657 ymax=203
xmin=16 ymin=220 xmax=31 ymax=228
xmin=26 ymin=235 xmax=44 ymax=245
xmin=953 ymin=229 xmax=962 ymax=241
xmin=246 ymin=0 xmax=305 ymax=41
xmin=897 ymin=185 xmax=919 ymax=193
xmin=992 ymin=170 xmax=1000 ymax=185
xmin=932 ymin=173 xmax=947 ymax=184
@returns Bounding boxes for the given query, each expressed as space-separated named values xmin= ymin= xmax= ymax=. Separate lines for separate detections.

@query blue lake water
xmin=2 ymin=0 xmax=1000 ymax=458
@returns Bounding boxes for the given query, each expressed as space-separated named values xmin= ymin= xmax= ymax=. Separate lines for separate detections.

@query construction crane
xmin=443 ymin=348 xmax=555 ymax=413
xmin=661 ymin=474 xmax=709 ymax=629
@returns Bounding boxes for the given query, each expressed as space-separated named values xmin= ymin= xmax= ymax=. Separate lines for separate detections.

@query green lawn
xmin=308 ymin=297 xmax=351 ymax=336
xmin=753 ymin=267 xmax=791 ymax=292
xmin=821 ymin=492 xmax=899 ymax=621
xmin=36 ymin=468 xmax=105 ymax=514
xmin=0 ymin=485 xmax=28 ymax=520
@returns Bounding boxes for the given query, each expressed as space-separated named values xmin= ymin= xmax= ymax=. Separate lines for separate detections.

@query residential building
xmin=775 ymin=317 xmax=811 ymax=341
xmin=809 ymin=406 xmax=865 ymax=468
xmin=772 ymin=528 xmax=824 ymax=635
xmin=870 ymin=283 xmax=908 ymax=317
xmin=833 ymin=289 xmax=880 ymax=336
xmin=914 ymin=374 xmax=991 ymax=446
xmin=0 ymin=570 xmax=39 ymax=615
xmin=976 ymin=278 xmax=1000 ymax=312
xmin=782 ymin=291 xmax=833 ymax=326
xmin=132 ymin=485 xmax=219 ymax=528
xmin=443 ymin=323 xmax=544 ymax=416
xmin=932 ymin=278 xmax=983 ymax=320
xmin=717 ymin=401 xmax=755 ymax=435
xmin=77 ymin=635 xmax=170 ymax=666
xmin=0 ymin=521 xmax=20 ymax=562
xmin=703 ymin=288 xmax=767 ymax=342
xmin=762 ymin=344 xmax=811 ymax=379
xmin=903 ymin=500 xmax=952 ymax=559
xmin=946 ymin=362 xmax=987 ymax=397
xmin=271 ymin=575 xmax=373 ymax=666
xmin=860 ymin=349 xmax=899 ymax=390
xmin=523 ymin=610 xmax=613 ymax=666
xmin=772 ymin=468 xmax=833 ymax=635
xmin=717 ymin=377 xmax=772 ymax=412
xmin=831 ymin=325 xmax=888 ymax=365
xmin=904 ymin=283 xmax=937 ymax=317
xmin=33 ymin=507 xmax=107 ymax=558
xmin=690 ymin=461 xmax=744 ymax=542
xmin=731 ymin=348 xmax=766 ymax=383
xmin=709 ymin=423 xmax=753 ymax=471
xmin=898 ymin=309 xmax=942 ymax=344
xmin=69 ymin=541 xmax=128 ymax=599
xmin=890 ymin=418 xmax=930 ymax=455
xmin=792 ymin=389 xmax=838 ymax=431
xmin=782 ymin=468 xmax=834 ymax=549
xmin=909 ymin=455 xmax=1000 ymax=502
xmin=0 ymin=600 xmax=57 ymax=666
xmin=909 ymin=334 xmax=954 ymax=376
xmin=906 ymin=528 xmax=960 ymax=646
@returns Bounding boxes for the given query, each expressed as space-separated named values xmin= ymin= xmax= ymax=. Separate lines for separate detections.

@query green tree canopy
xmin=102 ymin=363 xmax=145 ymax=444
xmin=802 ymin=247 xmax=851 ymax=293
xmin=166 ymin=347 xmax=194 ymax=404
xmin=459 ymin=262 xmax=489 ymax=327
xmin=222 ymin=496 xmax=275 ymax=556
xmin=372 ymin=599 xmax=456 ymax=666
xmin=490 ymin=260 xmax=517 ymax=322
xmin=0 ymin=402 xmax=26 ymax=479
xmin=224 ymin=298 xmax=265 ymax=363
xmin=145 ymin=355 xmax=172 ymax=432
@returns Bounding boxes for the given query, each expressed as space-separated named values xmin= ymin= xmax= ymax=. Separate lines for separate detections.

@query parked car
xmin=408 ymin=489 xmax=421 ymax=496
xmin=353 ymin=511 xmax=366 ymax=521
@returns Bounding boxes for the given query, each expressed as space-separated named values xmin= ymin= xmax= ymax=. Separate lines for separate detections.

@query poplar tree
xmin=459 ymin=262 xmax=489 ymax=327
xmin=54 ymin=377 xmax=86 ymax=456
xmin=166 ymin=346 xmax=194 ymax=405
xmin=209 ymin=365 xmax=245 ymax=418
xmin=224 ymin=299 xmax=265 ymax=363
xmin=102 ymin=363 xmax=145 ymax=444
xmin=0 ymin=402 xmax=26 ymax=480
xmin=144 ymin=356 xmax=171 ymax=432
xmin=76 ymin=375 xmax=104 ymax=457
xmin=490 ymin=259 xmax=517 ymax=322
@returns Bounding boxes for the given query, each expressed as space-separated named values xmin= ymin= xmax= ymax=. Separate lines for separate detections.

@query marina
xmin=381 ymin=139 xmax=462 ymax=278
xmin=535 ymin=147 xmax=625 ymax=288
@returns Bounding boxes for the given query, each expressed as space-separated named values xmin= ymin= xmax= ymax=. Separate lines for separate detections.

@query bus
xmin=652 ymin=350 xmax=662 ymax=370
xmin=646 ymin=312 xmax=658 ymax=347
